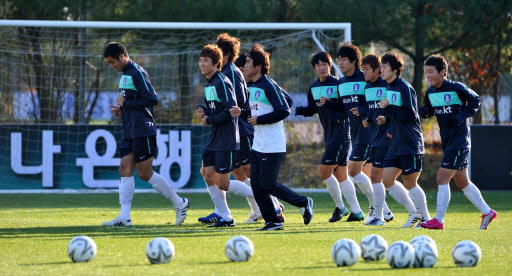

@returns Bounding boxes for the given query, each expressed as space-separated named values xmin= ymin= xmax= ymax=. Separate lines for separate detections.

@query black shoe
xmin=346 ymin=211 xmax=365 ymax=222
xmin=299 ymin=197 xmax=314 ymax=225
xmin=258 ymin=222 xmax=284 ymax=231
xmin=206 ymin=218 xmax=235 ymax=228
xmin=329 ymin=206 xmax=349 ymax=222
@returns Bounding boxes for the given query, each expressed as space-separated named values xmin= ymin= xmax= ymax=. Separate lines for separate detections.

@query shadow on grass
xmin=17 ymin=261 xmax=71 ymax=266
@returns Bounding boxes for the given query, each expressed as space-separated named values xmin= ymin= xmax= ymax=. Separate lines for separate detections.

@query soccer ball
xmin=67 ymin=236 xmax=97 ymax=263
xmin=225 ymin=236 xmax=254 ymax=262
xmin=410 ymin=235 xmax=436 ymax=248
xmin=331 ymin=238 xmax=361 ymax=267
xmin=386 ymin=241 xmax=415 ymax=269
xmin=146 ymin=237 xmax=175 ymax=264
xmin=452 ymin=240 xmax=481 ymax=267
xmin=360 ymin=234 xmax=388 ymax=261
xmin=412 ymin=242 xmax=439 ymax=268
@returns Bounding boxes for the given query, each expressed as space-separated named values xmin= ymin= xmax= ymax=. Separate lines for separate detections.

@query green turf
xmin=0 ymin=191 xmax=510 ymax=275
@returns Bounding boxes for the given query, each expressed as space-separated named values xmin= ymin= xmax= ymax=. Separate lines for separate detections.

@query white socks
xmin=119 ymin=176 xmax=135 ymax=220
xmin=353 ymin=172 xmax=374 ymax=206
xmin=339 ymin=178 xmax=362 ymax=214
xmin=229 ymin=179 xmax=260 ymax=214
xmin=409 ymin=185 xmax=431 ymax=220
xmin=372 ymin=182 xmax=386 ymax=220
xmin=324 ymin=175 xmax=346 ymax=209
xmin=434 ymin=184 xmax=450 ymax=223
xmin=387 ymin=184 xmax=417 ymax=215
xmin=207 ymin=185 xmax=232 ymax=221
xmin=148 ymin=172 xmax=183 ymax=207
xmin=462 ymin=183 xmax=491 ymax=215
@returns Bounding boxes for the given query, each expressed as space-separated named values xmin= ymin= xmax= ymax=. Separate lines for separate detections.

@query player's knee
xmin=318 ymin=167 xmax=331 ymax=180
xmin=382 ymin=177 xmax=394 ymax=188
xmin=138 ymin=170 xmax=153 ymax=182
xmin=347 ymin=166 xmax=360 ymax=177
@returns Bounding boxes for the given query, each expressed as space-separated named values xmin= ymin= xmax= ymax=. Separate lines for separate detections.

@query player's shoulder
xmin=398 ymin=77 xmax=415 ymax=92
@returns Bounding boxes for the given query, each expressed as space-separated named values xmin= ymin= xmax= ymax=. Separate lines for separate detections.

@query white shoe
xmin=175 ymin=198 xmax=189 ymax=226
xmin=103 ymin=217 xmax=132 ymax=227
xmin=384 ymin=211 xmax=394 ymax=222
xmin=243 ymin=212 xmax=263 ymax=223
xmin=402 ymin=213 xmax=421 ymax=228
xmin=364 ymin=206 xmax=376 ymax=225
xmin=415 ymin=217 xmax=429 ymax=228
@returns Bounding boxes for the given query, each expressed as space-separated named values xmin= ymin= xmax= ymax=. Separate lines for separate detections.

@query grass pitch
xmin=0 ymin=191 xmax=510 ymax=275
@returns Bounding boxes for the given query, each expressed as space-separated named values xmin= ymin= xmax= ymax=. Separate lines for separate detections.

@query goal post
xmin=0 ymin=20 xmax=350 ymax=192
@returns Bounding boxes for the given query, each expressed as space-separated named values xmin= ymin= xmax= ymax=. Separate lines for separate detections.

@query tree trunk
xmin=178 ymin=53 xmax=191 ymax=124
xmin=27 ymin=27 xmax=51 ymax=122
xmin=413 ymin=0 xmax=426 ymax=104
xmin=492 ymin=34 xmax=503 ymax=125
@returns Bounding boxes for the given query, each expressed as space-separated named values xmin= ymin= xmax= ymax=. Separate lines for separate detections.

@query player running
xmin=230 ymin=44 xmax=313 ymax=231
xmin=196 ymin=44 xmax=258 ymax=228
xmin=295 ymin=51 xmax=362 ymax=222
xmin=360 ymin=54 xmax=394 ymax=225
xmin=378 ymin=51 xmax=430 ymax=228
xmin=418 ymin=54 xmax=497 ymax=230
xmin=102 ymin=42 xmax=189 ymax=227
xmin=322 ymin=43 xmax=375 ymax=222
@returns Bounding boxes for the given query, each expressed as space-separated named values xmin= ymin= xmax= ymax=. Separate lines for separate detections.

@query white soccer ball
xmin=331 ymin=238 xmax=361 ymax=267
xmin=413 ymin=242 xmax=439 ymax=268
xmin=225 ymin=236 xmax=254 ymax=262
xmin=146 ymin=237 xmax=175 ymax=264
xmin=410 ymin=235 xmax=436 ymax=248
xmin=452 ymin=240 xmax=481 ymax=267
xmin=68 ymin=236 xmax=97 ymax=263
xmin=386 ymin=241 xmax=415 ymax=269
xmin=360 ymin=234 xmax=388 ymax=261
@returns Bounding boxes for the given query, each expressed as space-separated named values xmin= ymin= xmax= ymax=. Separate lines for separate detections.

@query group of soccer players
xmin=101 ymin=32 xmax=497 ymax=231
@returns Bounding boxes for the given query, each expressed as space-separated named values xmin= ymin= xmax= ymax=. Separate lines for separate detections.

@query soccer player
xmin=198 ymin=33 xmax=284 ymax=224
xmin=102 ymin=42 xmax=189 ymax=227
xmin=196 ymin=44 xmax=258 ymax=228
xmin=361 ymin=54 xmax=394 ymax=225
xmin=295 ymin=51 xmax=362 ymax=222
xmin=322 ymin=43 xmax=375 ymax=222
xmin=378 ymin=51 xmax=430 ymax=228
xmin=418 ymin=54 xmax=497 ymax=230
xmin=230 ymin=44 xmax=313 ymax=231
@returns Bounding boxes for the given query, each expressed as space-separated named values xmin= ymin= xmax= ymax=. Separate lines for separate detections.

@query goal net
xmin=0 ymin=21 xmax=350 ymax=191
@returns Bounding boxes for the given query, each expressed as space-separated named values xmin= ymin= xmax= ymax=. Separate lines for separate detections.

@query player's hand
xmin=350 ymin=107 xmax=360 ymax=116
xmin=362 ymin=118 xmax=369 ymax=128
xmin=387 ymin=133 xmax=392 ymax=138
xmin=248 ymin=115 xmax=258 ymax=125
xmin=200 ymin=115 xmax=209 ymax=126
xmin=116 ymin=96 xmax=125 ymax=107
xmin=110 ymin=104 xmax=121 ymax=117
xmin=320 ymin=96 xmax=330 ymax=106
xmin=196 ymin=107 xmax=205 ymax=119
xmin=380 ymin=98 xmax=389 ymax=109
xmin=377 ymin=115 xmax=386 ymax=125
xmin=229 ymin=106 xmax=241 ymax=118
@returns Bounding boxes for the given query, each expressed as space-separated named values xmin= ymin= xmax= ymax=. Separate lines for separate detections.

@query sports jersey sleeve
xmin=206 ymin=81 xmax=237 ymax=126
xmin=295 ymin=88 xmax=318 ymax=117
xmin=452 ymin=84 xmax=481 ymax=124
xmin=384 ymin=84 xmax=417 ymax=122
xmin=123 ymin=70 xmax=158 ymax=109
xmin=419 ymin=89 xmax=435 ymax=119
xmin=256 ymin=78 xmax=290 ymax=125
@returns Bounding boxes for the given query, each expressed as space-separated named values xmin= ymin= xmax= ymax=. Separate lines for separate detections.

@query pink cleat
xmin=479 ymin=209 xmax=497 ymax=230
xmin=420 ymin=218 xmax=444 ymax=229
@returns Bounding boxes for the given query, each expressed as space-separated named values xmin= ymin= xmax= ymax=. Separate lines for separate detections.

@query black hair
xmin=425 ymin=54 xmax=448 ymax=77
xmin=310 ymin=51 xmax=332 ymax=68
xmin=103 ymin=42 xmax=128 ymax=60
xmin=362 ymin=54 xmax=381 ymax=71
xmin=381 ymin=51 xmax=404 ymax=77
xmin=247 ymin=44 xmax=270 ymax=75
xmin=234 ymin=53 xmax=247 ymax=68
xmin=199 ymin=44 xmax=223 ymax=70
xmin=336 ymin=42 xmax=362 ymax=70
